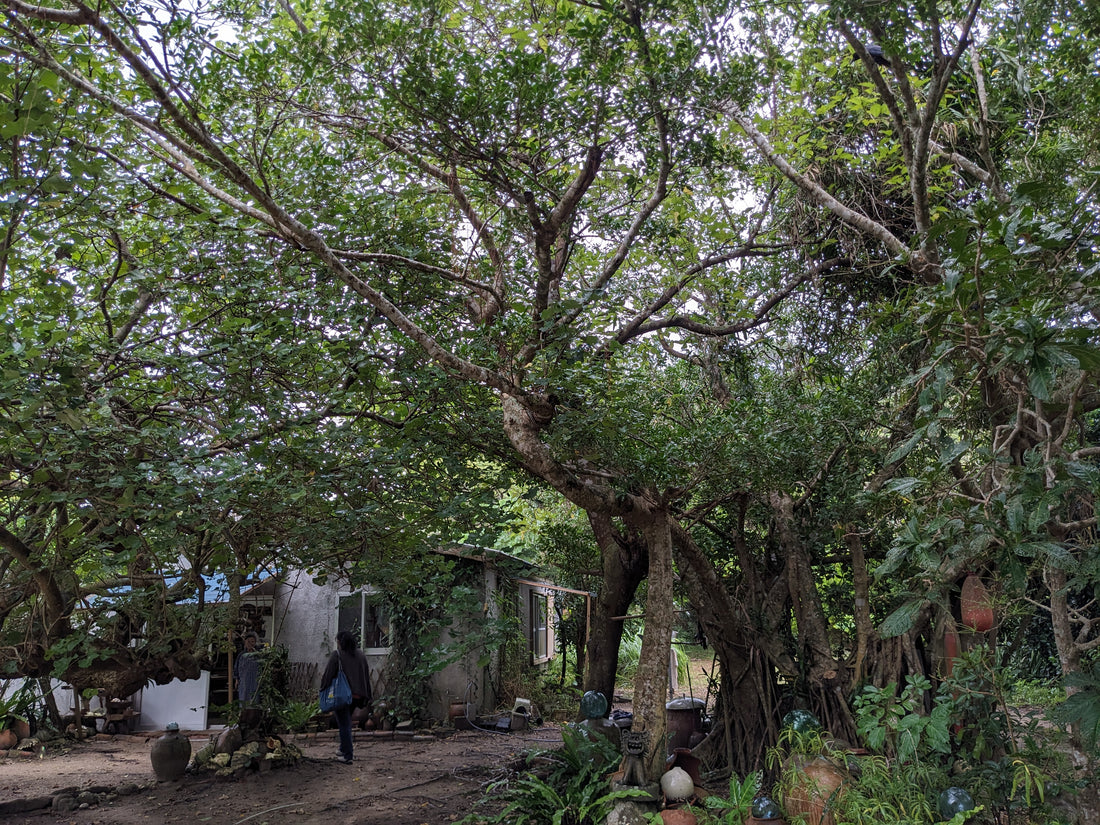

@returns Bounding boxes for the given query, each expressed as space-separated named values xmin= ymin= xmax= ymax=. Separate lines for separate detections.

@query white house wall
xmin=137 ymin=672 xmax=210 ymax=731
xmin=270 ymin=564 xmax=554 ymax=722
xmin=272 ymin=570 xmax=336 ymax=674
xmin=8 ymin=676 xmax=209 ymax=733
xmin=426 ymin=563 xmax=496 ymax=719
xmin=272 ymin=570 xmax=389 ymax=700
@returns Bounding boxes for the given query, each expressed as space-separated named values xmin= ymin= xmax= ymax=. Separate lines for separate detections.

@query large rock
xmin=0 ymin=796 xmax=53 ymax=815
xmin=606 ymin=799 xmax=655 ymax=825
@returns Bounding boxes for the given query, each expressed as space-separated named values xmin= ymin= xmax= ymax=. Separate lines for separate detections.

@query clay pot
xmin=150 ymin=723 xmax=192 ymax=781
xmin=0 ymin=727 xmax=17 ymax=750
xmin=659 ymin=807 xmax=698 ymax=825
xmin=666 ymin=748 xmax=703 ymax=786
xmin=10 ymin=717 xmax=31 ymax=741
xmin=783 ymin=756 xmax=846 ymax=825
xmin=960 ymin=573 xmax=994 ymax=632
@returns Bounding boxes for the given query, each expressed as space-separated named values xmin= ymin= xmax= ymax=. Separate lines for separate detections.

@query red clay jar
xmin=960 ymin=573 xmax=994 ymax=632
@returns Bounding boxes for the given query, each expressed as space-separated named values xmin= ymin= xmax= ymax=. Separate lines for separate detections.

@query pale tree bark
xmin=633 ymin=507 xmax=674 ymax=780
xmin=847 ymin=528 xmax=874 ymax=688
xmin=770 ymin=492 xmax=856 ymax=741
xmin=770 ymin=493 xmax=840 ymax=681
xmin=1047 ymin=566 xmax=1083 ymax=676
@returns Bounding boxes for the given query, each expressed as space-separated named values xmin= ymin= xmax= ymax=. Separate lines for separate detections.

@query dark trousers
xmin=334 ymin=704 xmax=353 ymax=759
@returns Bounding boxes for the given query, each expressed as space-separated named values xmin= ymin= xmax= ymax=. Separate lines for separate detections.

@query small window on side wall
xmin=337 ymin=591 xmax=393 ymax=652
xmin=530 ymin=591 xmax=549 ymax=663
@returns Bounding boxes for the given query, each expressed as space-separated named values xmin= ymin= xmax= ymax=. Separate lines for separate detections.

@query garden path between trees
xmin=0 ymin=724 xmax=564 ymax=825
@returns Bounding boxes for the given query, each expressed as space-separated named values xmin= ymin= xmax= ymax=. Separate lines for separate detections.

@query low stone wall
xmin=0 ymin=780 xmax=152 ymax=817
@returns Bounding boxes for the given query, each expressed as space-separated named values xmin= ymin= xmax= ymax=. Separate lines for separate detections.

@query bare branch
xmin=4 ymin=0 xmax=82 ymax=23
xmin=619 ymin=257 xmax=844 ymax=343
xmin=275 ymin=0 xmax=308 ymax=36
xmin=366 ymin=129 xmax=507 ymax=323
xmin=836 ymin=21 xmax=913 ymax=168
xmin=731 ymin=107 xmax=911 ymax=259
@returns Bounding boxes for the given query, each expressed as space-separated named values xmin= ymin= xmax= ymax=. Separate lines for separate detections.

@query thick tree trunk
xmin=1047 ymin=565 xmax=1082 ymax=676
xmin=672 ymin=519 xmax=788 ymax=774
xmin=500 ymin=393 xmax=673 ymax=771
xmin=582 ymin=513 xmax=647 ymax=710
xmin=633 ymin=508 xmax=674 ymax=780
xmin=771 ymin=493 xmax=840 ymax=682
xmin=770 ymin=492 xmax=857 ymax=741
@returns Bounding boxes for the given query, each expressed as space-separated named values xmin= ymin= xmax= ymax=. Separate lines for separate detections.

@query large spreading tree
xmin=2 ymin=0 xmax=1098 ymax=785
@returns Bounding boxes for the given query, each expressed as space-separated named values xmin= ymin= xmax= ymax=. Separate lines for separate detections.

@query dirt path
xmin=0 ymin=725 xmax=564 ymax=825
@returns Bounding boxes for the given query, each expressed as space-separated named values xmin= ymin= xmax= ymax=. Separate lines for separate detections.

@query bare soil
xmin=0 ymin=724 xmax=564 ymax=825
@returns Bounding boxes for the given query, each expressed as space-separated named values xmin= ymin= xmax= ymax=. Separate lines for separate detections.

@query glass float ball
xmin=937 ymin=787 xmax=975 ymax=820
xmin=781 ymin=709 xmax=821 ymax=733
xmin=580 ymin=690 xmax=609 ymax=719
xmin=752 ymin=794 xmax=783 ymax=820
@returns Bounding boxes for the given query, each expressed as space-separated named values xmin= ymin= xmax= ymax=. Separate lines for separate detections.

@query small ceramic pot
xmin=10 ymin=718 xmax=31 ymax=741
xmin=659 ymin=807 xmax=698 ymax=825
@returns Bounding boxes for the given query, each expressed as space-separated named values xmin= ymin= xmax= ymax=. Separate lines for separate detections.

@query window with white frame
xmin=337 ymin=590 xmax=392 ymax=652
xmin=530 ymin=590 xmax=549 ymax=662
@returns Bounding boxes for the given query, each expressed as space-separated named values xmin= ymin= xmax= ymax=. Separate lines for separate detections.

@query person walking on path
xmin=321 ymin=630 xmax=372 ymax=763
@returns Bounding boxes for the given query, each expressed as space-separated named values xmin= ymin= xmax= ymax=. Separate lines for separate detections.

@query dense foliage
xmin=1 ymin=0 xmax=1097 ymax=810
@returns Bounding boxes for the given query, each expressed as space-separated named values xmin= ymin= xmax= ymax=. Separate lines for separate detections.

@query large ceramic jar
xmin=783 ymin=756 xmax=845 ymax=825
xmin=960 ymin=573 xmax=994 ymax=632
xmin=150 ymin=722 xmax=191 ymax=781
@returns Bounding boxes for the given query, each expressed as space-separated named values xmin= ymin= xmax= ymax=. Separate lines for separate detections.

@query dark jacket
xmin=321 ymin=648 xmax=372 ymax=706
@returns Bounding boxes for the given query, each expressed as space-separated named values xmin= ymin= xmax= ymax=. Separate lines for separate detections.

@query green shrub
xmin=1052 ymin=661 xmax=1100 ymax=755
xmin=1009 ymin=679 xmax=1066 ymax=708
xmin=833 ymin=650 xmax=1077 ymax=824
xmin=461 ymin=724 xmax=648 ymax=825
xmin=277 ymin=699 xmax=320 ymax=733
xmin=700 ymin=771 xmax=760 ymax=824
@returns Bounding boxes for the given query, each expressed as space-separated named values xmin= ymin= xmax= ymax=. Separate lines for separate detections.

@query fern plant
xmin=462 ymin=724 xmax=647 ymax=825
xmin=1052 ymin=660 xmax=1100 ymax=754
xmin=701 ymin=771 xmax=760 ymax=824
xmin=831 ymin=753 xmax=947 ymax=824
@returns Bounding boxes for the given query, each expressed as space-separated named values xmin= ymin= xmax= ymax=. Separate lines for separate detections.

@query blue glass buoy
xmin=937 ymin=787 xmax=975 ymax=820
xmin=579 ymin=690 xmax=609 ymax=719
xmin=752 ymin=794 xmax=783 ymax=819
xmin=781 ymin=708 xmax=821 ymax=733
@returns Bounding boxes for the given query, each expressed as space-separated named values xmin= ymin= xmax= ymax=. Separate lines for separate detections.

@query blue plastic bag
xmin=320 ymin=670 xmax=353 ymax=712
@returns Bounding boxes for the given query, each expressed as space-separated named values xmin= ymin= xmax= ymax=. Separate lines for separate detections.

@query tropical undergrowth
xmin=459 ymin=724 xmax=646 ymax=825
xmin=698 ymin=648 xmax=1081 ymax=825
